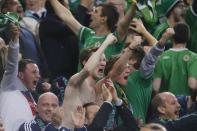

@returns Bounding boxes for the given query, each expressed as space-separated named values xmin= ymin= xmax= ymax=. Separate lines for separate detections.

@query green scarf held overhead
xmin=0 ymin=12 xmax=19 ymax=31
xmin=126 ymin=0 xmax=159 ymax=32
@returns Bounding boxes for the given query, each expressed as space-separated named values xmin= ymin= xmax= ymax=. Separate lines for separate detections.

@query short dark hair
xmin=79 ymin=46 xmax=99 ymax=68
xmin=45 ymin=0 xmax=65 ymax=15
xmin=151 ymin=94 xmax=165 ymax=116
xmin=173 ymin=22 xmax=190 ymax=44
xmin=104 ymin=55 xmax=119 ymax=76
xmin=127 ymin=45 xmax=145 ymax=69
xmin=18 ymin=59 xmax=36 ymax=72
xmin=98 ymin=3 xmax=119 ymax=32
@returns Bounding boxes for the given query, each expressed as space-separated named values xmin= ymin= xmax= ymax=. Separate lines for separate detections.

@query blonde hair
xmin=0 ymin=37 xmax=8 ymax=80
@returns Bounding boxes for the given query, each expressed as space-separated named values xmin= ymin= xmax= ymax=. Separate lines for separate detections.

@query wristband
xmin=115 ymin=99 xmax=123 ymax=106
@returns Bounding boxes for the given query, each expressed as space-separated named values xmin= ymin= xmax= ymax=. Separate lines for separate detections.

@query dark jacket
xmin=149 ymin=112 xmax=197 ymax=131
xmin=87 ymin=102 xmax=139 ymax=131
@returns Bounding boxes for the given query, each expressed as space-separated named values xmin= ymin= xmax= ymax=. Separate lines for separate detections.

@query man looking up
xmin=153 ymin=22 xmax=197 ymax=96
xmin=48 ymin=0 xmax=138 ymax=59
xmin=62 ymin=33 xmax=117 ymax=128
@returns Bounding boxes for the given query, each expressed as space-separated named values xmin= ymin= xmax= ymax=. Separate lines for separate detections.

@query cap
xmin=156 ymin=0 xmax=182 ymax=17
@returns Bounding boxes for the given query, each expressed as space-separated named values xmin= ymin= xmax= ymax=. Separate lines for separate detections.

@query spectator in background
xmin=95 ymin=34 xmax=144 ymax=129
xmin=153 ymin=22 xmax=197 ymax=96
xmin=0 ymin=0 xmax=48 ymax=78
xmin=0 ymin=23 xmax=39 ymax=131
xmin=23 ymin=0 xmax=46 ymax=21
xmin=19 ymin=92 xmax=86 ymax=131
xmin=150 ymin=92 xmax=197 ymax=131
xmin=121 ymin=19 xmax=173 ymax=125
xmin=48 ymin=0 xmax=138 ymax=59
xmin=153 ymin=0 xmax=187 ymax=49
xmin=39 ymin=0 xmax=80 ymax=81
xmin=126 ymin=0 xmax=159 ymax=32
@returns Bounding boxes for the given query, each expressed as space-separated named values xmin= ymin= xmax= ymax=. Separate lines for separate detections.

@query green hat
xmin=156 ymin=0 xmax=182 ymax=18
xmin=0 ymin=12 xmax=19 ymax=31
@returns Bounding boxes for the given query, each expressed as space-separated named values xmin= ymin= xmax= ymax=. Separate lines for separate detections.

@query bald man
xmin=19 ymin=92 xmax=61 ymax=130
xmin=19 ymin=92 xmax=86 ymax=131
xmin=150 ymin=92 xmax=197 ymax=131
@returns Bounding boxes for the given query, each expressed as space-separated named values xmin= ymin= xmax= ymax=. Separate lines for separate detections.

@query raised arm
xmin=108 ymin=37 xmax=141 ymax=80
xmin=116 ymin=0 xmax=137 ymax=41
xmin=69 ymin=33 xmax=117 ymax=87
xmin=130 ymin=19 xmax=157 ymax=46
xmin=0 ymin=24 xmax=20 ymax=91
xmin=141 ymin=28 xmax=174 ymax=79
xmin=130 ymin=20 xmax=174 ymax=79
xmin=48 ymin=0 xmax=82 ymax=35
xmin=152 ymin=28 xmax=175 ymax=92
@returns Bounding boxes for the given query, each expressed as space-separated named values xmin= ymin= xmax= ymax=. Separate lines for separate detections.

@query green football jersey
xmin=154 ymin=49 xmax=197 ymax=95
xmin=136 ymin=0 xmax=159 ymax=32
xmin=126 ymin=0 xmax=159 ymax=32
xmin=125 ymin=71 xmax=152 ymax=124
xmin=78 ymin=26 xmax=124 ymax=59
xmin=152 ymin=20 xmax=169 ymax=39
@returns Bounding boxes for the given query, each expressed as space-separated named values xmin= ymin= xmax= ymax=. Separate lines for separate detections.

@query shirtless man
xmin=62 ymin=34 xmax=117 ymax=128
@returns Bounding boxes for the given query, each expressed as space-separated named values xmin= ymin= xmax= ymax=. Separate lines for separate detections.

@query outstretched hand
xmin=129 ymin=19 xmax=146 ymax=34
xmin=72 ymin=106 xmax=85 ymax=128
xmin=159 ymin=28 xmax=175 ymax=46
xmin=101 ymin=83 xmax=112 ymax=102
xmin=103 ymin=78 xmax=119 ymax=102
xmin=129 ymin=35 xmax=141 ymax=48
xmin=163 ymin=28 xmax=175 ymax=39
xmin=51 ymin=107 xmax=64 ymax=128
xmin=105 ymin=33 xmax=118 ymax=45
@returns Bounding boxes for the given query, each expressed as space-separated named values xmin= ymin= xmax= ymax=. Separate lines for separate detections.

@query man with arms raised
xmin=62 ymin=34 xmax=117 ymax=128
xmin=48 ymin=0 xmax=137 ymax=59
xmin=0 ymin=23 xmax=40 ymax=131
